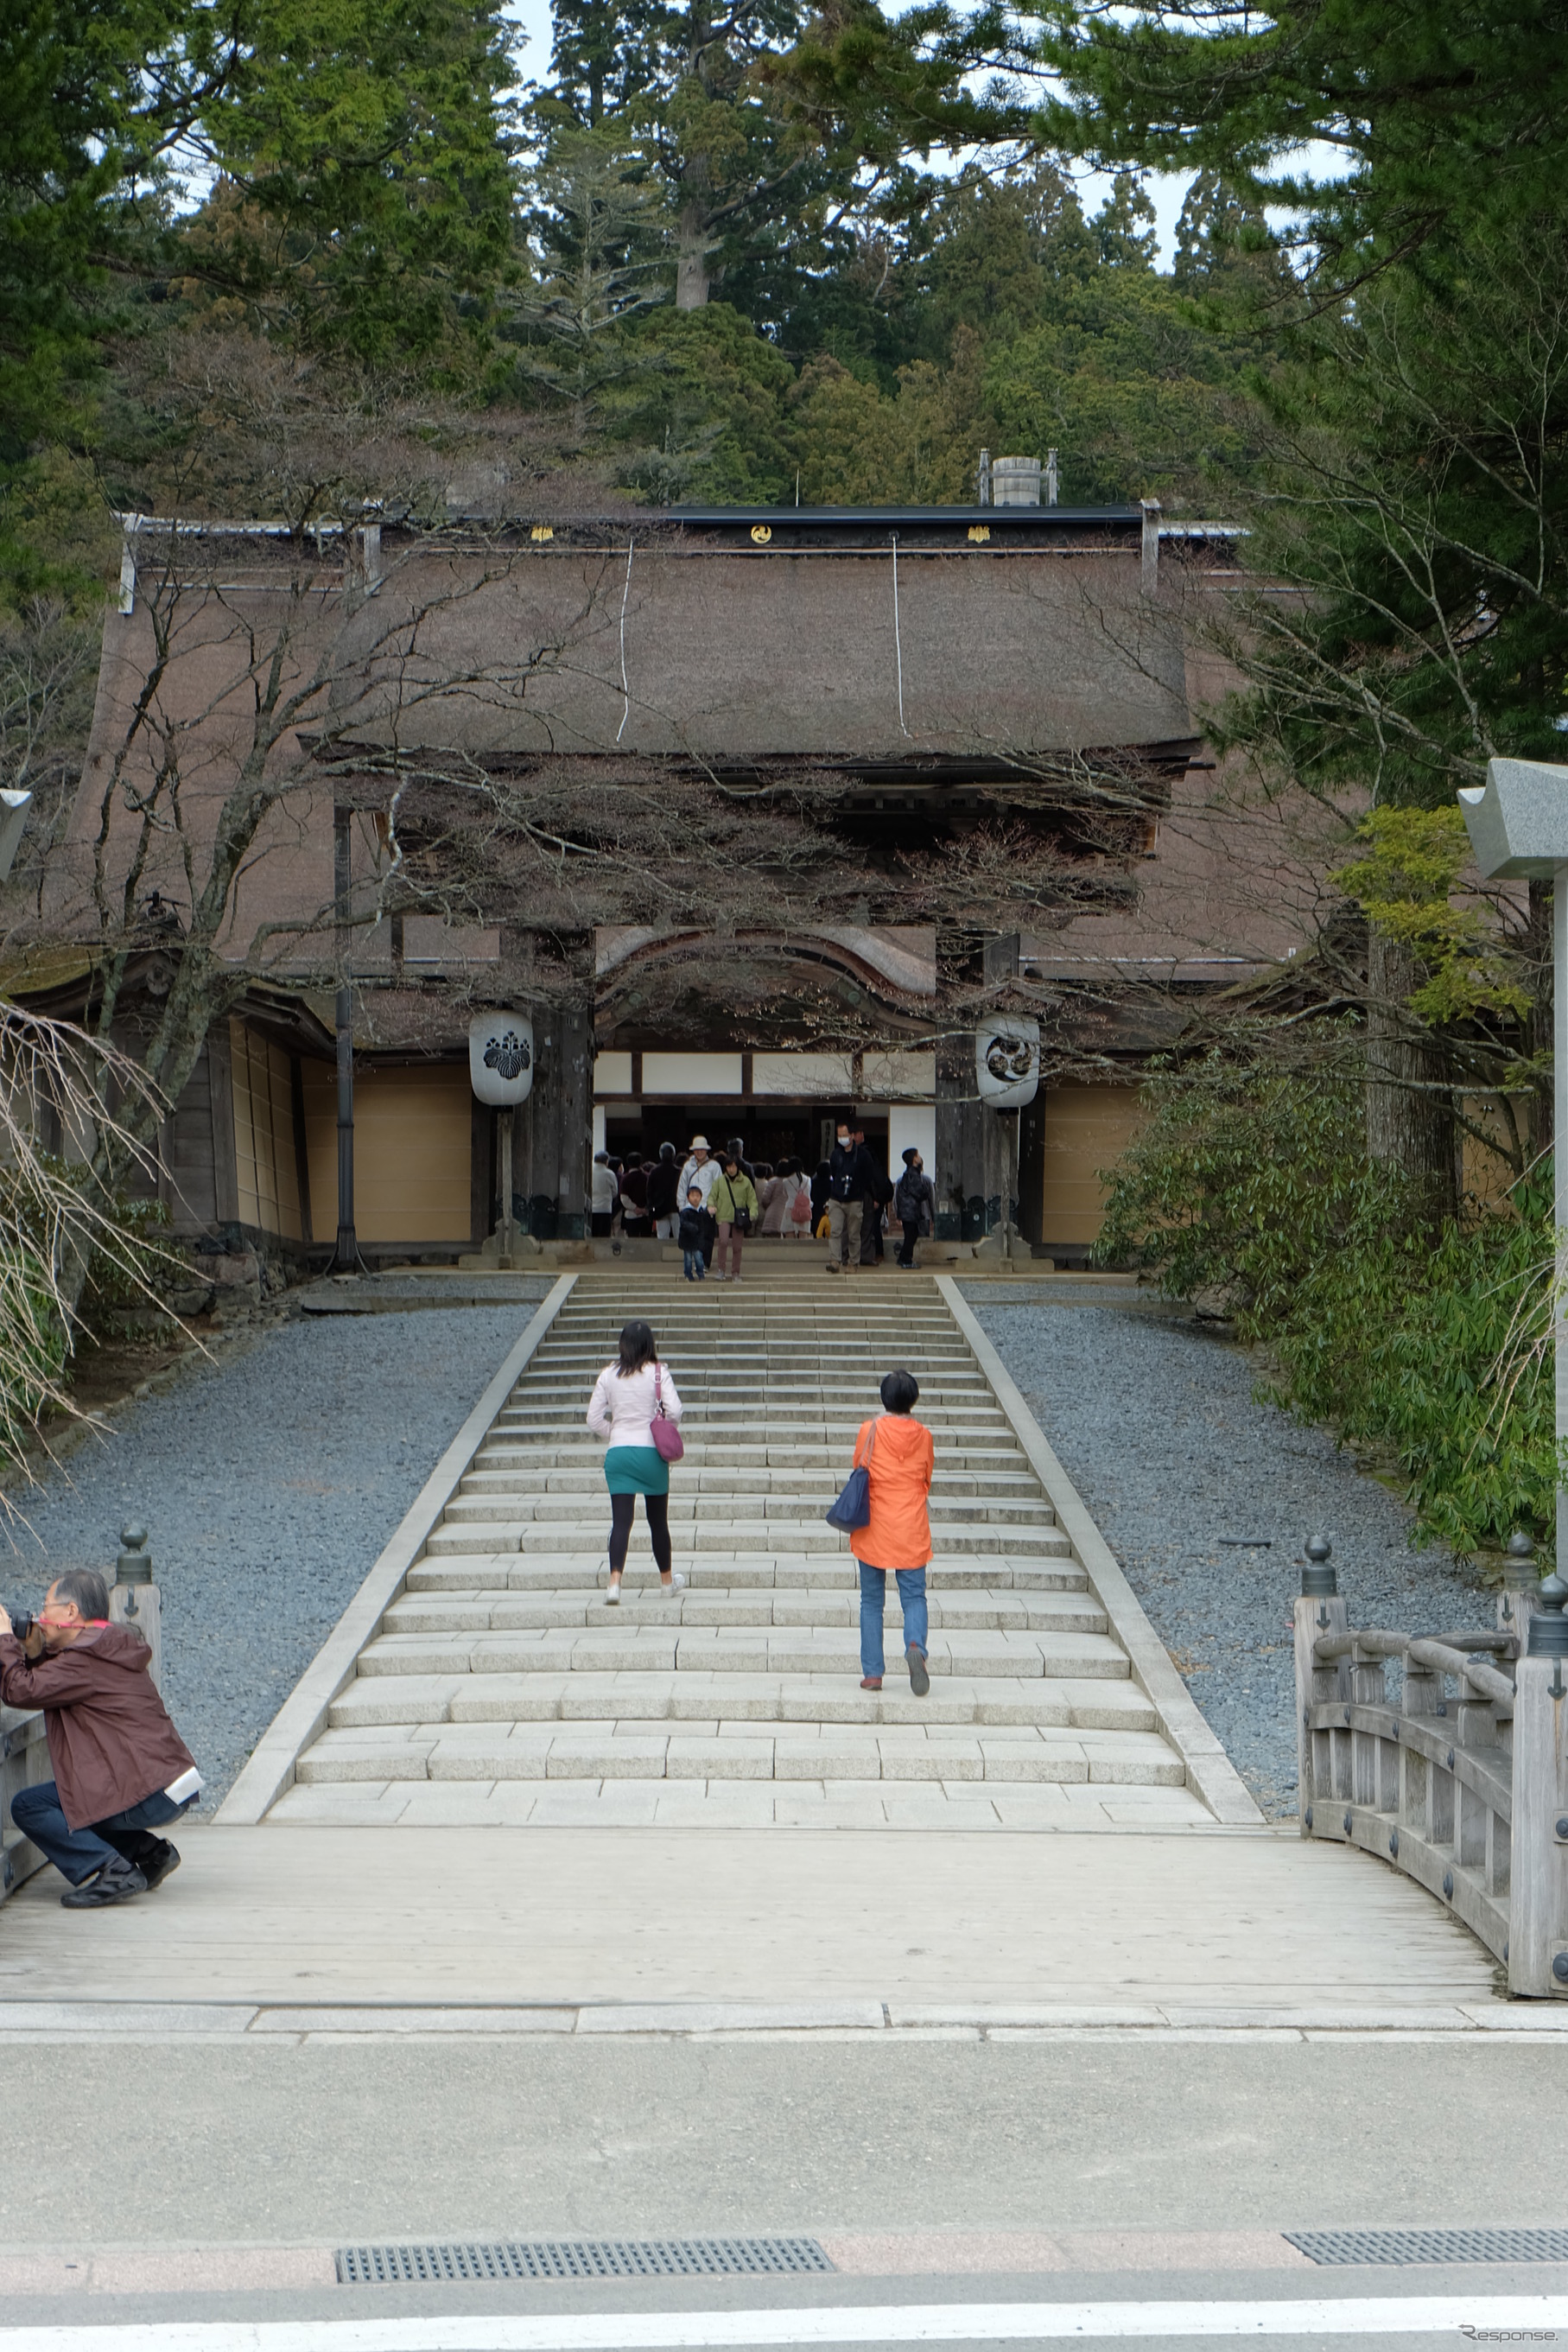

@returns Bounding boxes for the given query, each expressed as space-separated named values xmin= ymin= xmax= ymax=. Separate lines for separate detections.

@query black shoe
xmin=906 ymin=1645 xmax=930 ymax=1698
xmin=140 ymin=1840 xmax=181 ymax=1891
xmin=61 ymin=1857 xmax=148 ymax=1908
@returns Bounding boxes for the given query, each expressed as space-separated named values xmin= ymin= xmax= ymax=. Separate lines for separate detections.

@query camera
xmin=4 ymin=1607 xmax=34 ymax=1644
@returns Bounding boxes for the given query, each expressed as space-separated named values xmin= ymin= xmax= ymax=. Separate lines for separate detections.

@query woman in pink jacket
xmin=587 ymin=1319 xmax=686 ymax=1605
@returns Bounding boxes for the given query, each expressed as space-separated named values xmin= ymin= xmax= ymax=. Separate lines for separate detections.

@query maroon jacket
xmin=0 ymin=1624 xmax=196 ymax=1829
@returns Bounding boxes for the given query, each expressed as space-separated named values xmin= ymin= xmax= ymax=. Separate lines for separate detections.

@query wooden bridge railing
xmin=1294 ymin=1533 xmax=1568 ymax=1997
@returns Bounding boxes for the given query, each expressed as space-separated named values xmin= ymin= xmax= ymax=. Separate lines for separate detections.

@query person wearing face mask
xmin=893 ymin=1147 xmax=936 ymax=1269
xmin=824 ymin=1118 xmax=876 ymax=1275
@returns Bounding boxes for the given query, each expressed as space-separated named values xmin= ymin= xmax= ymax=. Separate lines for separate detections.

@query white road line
xmin=1 ymin=2295 xmax=1565 ymax=2350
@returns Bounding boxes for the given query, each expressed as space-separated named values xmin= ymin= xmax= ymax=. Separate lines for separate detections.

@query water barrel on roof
xmin=991 ymin=456 xmax=1041 ymax=506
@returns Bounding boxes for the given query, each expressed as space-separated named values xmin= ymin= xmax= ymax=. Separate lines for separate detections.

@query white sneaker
xmin=605 ymin=1582 xmax=621 ymax=1606
xmin=661 ymin=1570 xmax=688 ymax=1595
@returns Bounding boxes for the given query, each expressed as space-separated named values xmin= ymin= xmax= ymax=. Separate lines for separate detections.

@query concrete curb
xmin=216 ymin=1275 xmax=579 ymax=1826
xmin=0 ymin=1994 xmax=1557 ymax=2037
xmin=936 ymin=1277 xmax=1263 ymax=1829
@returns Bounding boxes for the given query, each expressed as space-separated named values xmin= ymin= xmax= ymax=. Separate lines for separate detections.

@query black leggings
xmin=608 ymin=1491 xmax=672 ymax=1576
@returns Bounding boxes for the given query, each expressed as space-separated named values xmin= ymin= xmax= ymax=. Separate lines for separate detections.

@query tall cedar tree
xmin=186 ymin=0 xmax=521 ymax=369
xmin=1028 ymin=0 xmax=1568 ymax=287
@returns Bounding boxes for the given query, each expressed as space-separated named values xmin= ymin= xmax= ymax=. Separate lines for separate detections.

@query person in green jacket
xmin=710 ymin=1152 xmax=759 ymax=1283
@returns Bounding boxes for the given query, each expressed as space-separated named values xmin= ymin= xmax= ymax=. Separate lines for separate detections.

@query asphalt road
xmin=2 ymin=2032 xmax=1565 ymax=2344
xmin=3 ymin=2032 xmax=1564 ymax=2243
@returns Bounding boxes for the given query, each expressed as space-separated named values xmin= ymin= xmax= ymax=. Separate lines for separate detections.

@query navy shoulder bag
xmin=825 ymin=1420 xmax=876 ymax=1532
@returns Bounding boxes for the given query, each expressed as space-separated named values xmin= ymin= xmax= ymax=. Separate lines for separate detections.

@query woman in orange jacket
xmin=847 ymin=1368 xmax=934 ymax=1694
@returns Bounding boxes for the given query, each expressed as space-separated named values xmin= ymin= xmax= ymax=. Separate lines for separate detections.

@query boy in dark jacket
xmin=677 ymin=1186 xmax=708 ymax=1281
xmin=894 ymin=1147 xmax=937 ymax=1268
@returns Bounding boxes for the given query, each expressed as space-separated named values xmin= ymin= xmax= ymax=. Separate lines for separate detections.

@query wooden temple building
xmin=17 ymin=495 xmax=1307 ymax=1270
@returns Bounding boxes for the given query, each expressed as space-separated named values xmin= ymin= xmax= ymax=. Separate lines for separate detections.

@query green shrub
xmin=1095 ymin=1055 xmax=1556 ymax=1562
xmin=0 ymin=1241 xmax=69 ymax=1461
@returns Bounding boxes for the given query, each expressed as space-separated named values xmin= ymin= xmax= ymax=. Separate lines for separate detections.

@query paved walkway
xmin=0 ymin=1821 xmax=1498 ymax=2021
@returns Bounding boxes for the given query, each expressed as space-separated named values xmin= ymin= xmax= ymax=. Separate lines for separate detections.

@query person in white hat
xmin=677 ymin=1137 xmax=719 ymax=1213
xmin=676 ymin=1137 xmax=719 ymax=1275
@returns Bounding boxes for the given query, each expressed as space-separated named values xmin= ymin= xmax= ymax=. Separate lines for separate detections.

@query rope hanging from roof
xmin=891 ymin=533 xmax=911 ymax=737
xmin=616 ymin=537 xmax=635 ymax=744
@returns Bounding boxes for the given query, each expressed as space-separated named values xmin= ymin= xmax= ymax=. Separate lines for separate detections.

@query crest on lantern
xmin=469 ymin=1014 xmax=535 ymax=1104
xmin=975 ymin=1019 xmax=1039 ymax=1108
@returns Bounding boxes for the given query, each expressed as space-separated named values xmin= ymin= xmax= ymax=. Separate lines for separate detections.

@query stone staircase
xmin=273 ymin=1274 xmax=1210 ymax=1828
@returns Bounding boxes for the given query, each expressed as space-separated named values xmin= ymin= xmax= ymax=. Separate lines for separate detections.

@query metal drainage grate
xmin=1287 ymin=2229 xmax=1568 ymax=2267
xmin=336 ymin=2238 xmax=835 ymax=2285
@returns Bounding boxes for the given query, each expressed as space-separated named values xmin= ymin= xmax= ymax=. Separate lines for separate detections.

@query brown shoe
xmin=860 ymin=1676 xmax=882 ymax=1691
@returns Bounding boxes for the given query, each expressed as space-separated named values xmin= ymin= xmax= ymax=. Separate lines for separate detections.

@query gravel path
xmin=3 ymin=1300 xmax=550 ymax=1808
xmin=965 ymin=1283 xmax=1490 ymax=1816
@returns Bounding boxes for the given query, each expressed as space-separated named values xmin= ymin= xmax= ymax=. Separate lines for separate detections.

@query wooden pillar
xmin=498 ymin=1107 xmax=515 ymax=1265
xmin=559 ymin=1002 xmax=592 ymax=1238
xmin=332 ymin=806 xmax=355 ymax=1269
xmin=1293 ymin=1572 xmax=1348 ymax=1834
xmin=1400 ymin=1650 xmax=1446 ymax=1847
xmin=1509 ymin=1649 xmax=1568 ymax=1996
xmin=530 ymin=1001 xmax=593 ymax=1239
xmin=1018 ymin=1091 xmax=1046 ymax=1247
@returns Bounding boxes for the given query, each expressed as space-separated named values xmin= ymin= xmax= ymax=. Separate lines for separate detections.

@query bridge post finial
xmin=1294 ymin=1536 xmax=1348 ymax=1841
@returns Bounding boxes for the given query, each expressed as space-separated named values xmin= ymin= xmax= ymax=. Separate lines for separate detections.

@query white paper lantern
xmin=469 ymin=1013 xmax=535 ymax=1105
xmin=975 ymin=1019 xmax=1039 ymax=1109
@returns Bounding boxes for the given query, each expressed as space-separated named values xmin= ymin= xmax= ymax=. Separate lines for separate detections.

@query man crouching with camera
xmin=0 ymin=1571 xmax=201 ymax=1908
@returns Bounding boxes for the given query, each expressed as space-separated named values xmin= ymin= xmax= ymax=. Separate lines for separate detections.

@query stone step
xmin=540 ymin=1372 xmax=974 ymax=1382
xmin=494 ymin=1409 xmax=1012 ymax=1433
xmin=408 ymin=1554 xmax=1090 ymax=1594
xmin=441 ymin=1494 xmax=1057 ymax=1528
xmin=473 ymin=1444 xmax=1033 ymax=1472
xmin=553 ymin=1309 xmax=958 ymax=1322
xmin=528 ymin=1334 xmax=970 ymax=1349
xmin=272 ymin=1782 xmax=1211 ymax=1830
xmin=281 ymin=1281 xmax=1195 ymax=1823
xmin=296 ymin=1721 xmax=1184 ymax=1788
xmin=459 ymin=1467 xmax=1044 ymax=1498
xmin=512 ymin=1370 xmax=990 ymax=1390
xmin=354 ymin=1625 xmax=1131 ymax=1681
xmin=425 ymin=1521 xmax=1072 ymax=1559
xmin=328 ymin=1669 xmax=1159 ymax=1732
xmin=545 ymin=1335 xmax=966 ymax=1350
xmin=530 ymin=1354 xmax=968 ymax=1373
xmin=384 ymin=1587 xmax=1109 ymax=1635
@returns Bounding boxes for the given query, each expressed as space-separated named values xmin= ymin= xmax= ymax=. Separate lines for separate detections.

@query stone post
xmin=1498 ymin=1529 xmax=1539 ymax=1653
xmin=109 ymin=1522 xmax=162 ymax=1689
xmin=1294 ymin=1535 xmax=1347 ymax=1834
xmin=1510 ymin=1572 xmax=1568 ymax=1997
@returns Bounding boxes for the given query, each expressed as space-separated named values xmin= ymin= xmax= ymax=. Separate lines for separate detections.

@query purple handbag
xmin=651 ymin=1364 xmax=684 ymax=1463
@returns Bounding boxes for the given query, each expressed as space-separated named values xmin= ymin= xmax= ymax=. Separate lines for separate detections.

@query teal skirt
xmin=604 ymin=1445 xmax=670 ymax=1498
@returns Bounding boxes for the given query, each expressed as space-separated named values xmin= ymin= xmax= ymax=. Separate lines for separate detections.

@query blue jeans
xmin=10 ymin=1778 xmax=192 ymax=1887
xmin=858 ymin=1562 xmax=928 ymax=1679
xmin=682 ymin=1250 xmax=705 ymax=1280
